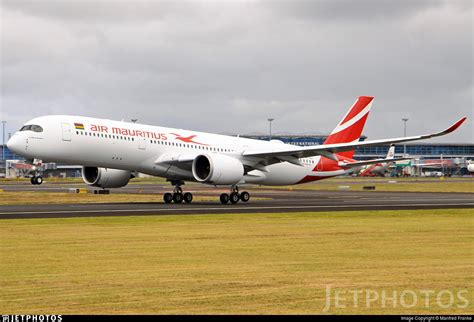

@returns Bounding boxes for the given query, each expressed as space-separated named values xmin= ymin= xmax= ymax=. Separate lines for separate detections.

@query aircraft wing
xmin=242 ymin=117 xmax=466 ymax=161
xmin=338 ymin=157 xmax=412 ymax=168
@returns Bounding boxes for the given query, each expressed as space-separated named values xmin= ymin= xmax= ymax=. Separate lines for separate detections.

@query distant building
xmin=0 ymin=145 xmax=23 ymax=160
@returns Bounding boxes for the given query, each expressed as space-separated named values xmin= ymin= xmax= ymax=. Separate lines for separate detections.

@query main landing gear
xmin=30 ymin=175 xmax=43 ymax=185
xmin=220 ymin=185 xmax=250 ymax=205
xmin=163 ymin=180 xmax=193 ymax=204
xmin=162 ymin=181 xmax=250 ymax=205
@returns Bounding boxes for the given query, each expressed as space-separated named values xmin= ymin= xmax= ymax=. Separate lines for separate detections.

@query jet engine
xmin=192 ymin=154 xmax=244 ymax=185
xmin=82 ymin=167 xmax=132 ymax=188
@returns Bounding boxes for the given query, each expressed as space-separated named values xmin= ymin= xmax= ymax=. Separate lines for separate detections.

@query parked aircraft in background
xmin=7 ymin=96 xmax=466 ymax=204
xmin=359 ymin=145 xmax=399 ymax=177
xmin=467 ymin=161 xmax=474 ymax=173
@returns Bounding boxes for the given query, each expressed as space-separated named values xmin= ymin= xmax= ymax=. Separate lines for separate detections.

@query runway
xmin=0 ymin=186 xmax=473 ymax=219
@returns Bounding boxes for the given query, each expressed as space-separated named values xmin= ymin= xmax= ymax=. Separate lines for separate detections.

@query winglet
xmin=442 ymin=117 xmax=467 ymax=134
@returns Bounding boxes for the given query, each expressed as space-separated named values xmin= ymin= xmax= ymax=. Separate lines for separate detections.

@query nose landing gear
xmin=30 ymin=175 xmax=43 ymax=185
xmin=28 ymin=159 xmax=44 ymax=185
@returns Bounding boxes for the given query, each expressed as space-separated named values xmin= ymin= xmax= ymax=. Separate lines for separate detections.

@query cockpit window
xmin=20 ymin=125 xmax=43 ymax=132
xmin=30 ymin=125 xmax=43 ymax=132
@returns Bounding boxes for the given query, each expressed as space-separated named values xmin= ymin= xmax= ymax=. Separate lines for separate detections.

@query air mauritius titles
xmin=89 ymin=124 xmax=168 ymax=140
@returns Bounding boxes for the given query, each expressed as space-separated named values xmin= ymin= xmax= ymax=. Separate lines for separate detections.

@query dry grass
xmin=279 ymin=179 xmax=474 ymax=193
xmin=0 ymin=191 xmax=246 ymax=205
xmin=0 ymin=177 xmax=168 ymax=184
xmin=0 ymin=192 xmax=162 ymax=205
xmin=2 ymin=176 xmax=472 ymax=193
xmin=1 ymin=209 xmax=472 ymax=314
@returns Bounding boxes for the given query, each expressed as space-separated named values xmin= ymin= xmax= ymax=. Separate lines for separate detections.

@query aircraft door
xmin=316 ymin=156 xmax=324 ymax=171
xmin=61 ymin=123 xmax=72 ymax=141
xmin=138 ymin=137 xmax=146 ymax=150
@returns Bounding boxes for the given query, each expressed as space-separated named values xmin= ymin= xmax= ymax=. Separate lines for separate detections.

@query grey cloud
xmin=1 ymin=0 xmax=191 ymax=23
xmin=262 ymin=0 xmax=444 ymax=22
xmin=1 ymin=0 xmax=472 ymax=143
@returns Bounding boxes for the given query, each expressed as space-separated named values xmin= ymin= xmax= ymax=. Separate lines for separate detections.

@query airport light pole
xmin=2 ymin=121 xmax=6 ymax=161
xmin=441 ymin=153 xmax=444 ymax=176
xmin=268 ymin=118 xmax=275 ymax=141
xmin=402 ymin=118 xmax=409 ymax=156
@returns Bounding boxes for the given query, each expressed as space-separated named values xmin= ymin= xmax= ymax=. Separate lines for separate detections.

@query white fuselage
xmin=7 ymin=115 xmax=352 ymax=186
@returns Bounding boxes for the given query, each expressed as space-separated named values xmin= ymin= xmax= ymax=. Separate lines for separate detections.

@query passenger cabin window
xmin=20 ymin=125 xmax=43 ymax=133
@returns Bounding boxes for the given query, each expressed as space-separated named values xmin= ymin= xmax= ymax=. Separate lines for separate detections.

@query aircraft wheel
xmin=35 ymin=176 xmax=43 ymax=185
xmin=230 ymin=192 xmax=240 ymax=204
xmin=220 ymin=193 xmax=229 ymax=204
xmin=240 ymin=191 xmax=250 ymax=202
xmin=184 ymin=192 xmax=193 ymax=203
xmin=30 ymin=177 xmax=37 ymax=185
xmin=163 ymin=193 xmax=173 ymax=204
xmin=173 ymin=192 xmax=184 ymax=203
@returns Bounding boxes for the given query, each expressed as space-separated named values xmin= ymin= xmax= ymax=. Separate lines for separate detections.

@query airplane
xmin=359 ymin=145 xmax=401 ymax=177
xmin=7 ymin=96 xmax=467 ymax=204
xmin=467 ymin=161 xmax=474 ymax=173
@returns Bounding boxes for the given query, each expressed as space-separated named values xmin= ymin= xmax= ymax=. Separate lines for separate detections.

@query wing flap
xmin=155 ymin=153 xmax=197 ymax=165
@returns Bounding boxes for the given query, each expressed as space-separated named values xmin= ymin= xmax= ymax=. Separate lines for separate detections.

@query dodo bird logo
xmin=170 ymin=133 xmax=209 ymax=146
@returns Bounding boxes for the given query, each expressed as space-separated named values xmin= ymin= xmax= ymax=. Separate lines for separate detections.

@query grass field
xmin=0 ymin=177 xmax=472 ymax=206
xmin=1 ymin=209 xmax=472 ymax=314
xmin=281 ymin=179 xmax=474 ymax=193
xmin=286 ymin=180 xmax=474 ymax=193
xmin=0 ymin=177 xmax=168 ymax=184
xmin=0 ymin=192 xmax=269 ymax=205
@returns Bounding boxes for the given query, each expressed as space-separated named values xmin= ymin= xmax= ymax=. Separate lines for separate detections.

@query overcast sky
xmin=1 ymin=0 xmax=472 ymax=143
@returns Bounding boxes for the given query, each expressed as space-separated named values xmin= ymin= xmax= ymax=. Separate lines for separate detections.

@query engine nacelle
xmin=192 ymin=154 xmax=244 ymax=185
xmin=82 ymin=167 xmax=131 ymax=188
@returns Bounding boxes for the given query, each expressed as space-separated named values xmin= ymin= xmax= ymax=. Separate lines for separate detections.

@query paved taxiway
xmin=0 ymin=181 xmax=472 ymax=219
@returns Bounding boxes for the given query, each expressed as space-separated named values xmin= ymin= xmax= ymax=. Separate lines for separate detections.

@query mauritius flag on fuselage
xmin=74 ymin=123 xmax=85 ymax=130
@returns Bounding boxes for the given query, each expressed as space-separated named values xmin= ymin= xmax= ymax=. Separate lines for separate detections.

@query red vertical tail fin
xmin=324 ymin=96 xmax=374 ymax=159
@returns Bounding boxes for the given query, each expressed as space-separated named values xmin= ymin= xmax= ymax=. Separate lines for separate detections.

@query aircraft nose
xmin=6 ymin=135 xmax=20 ymax=154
